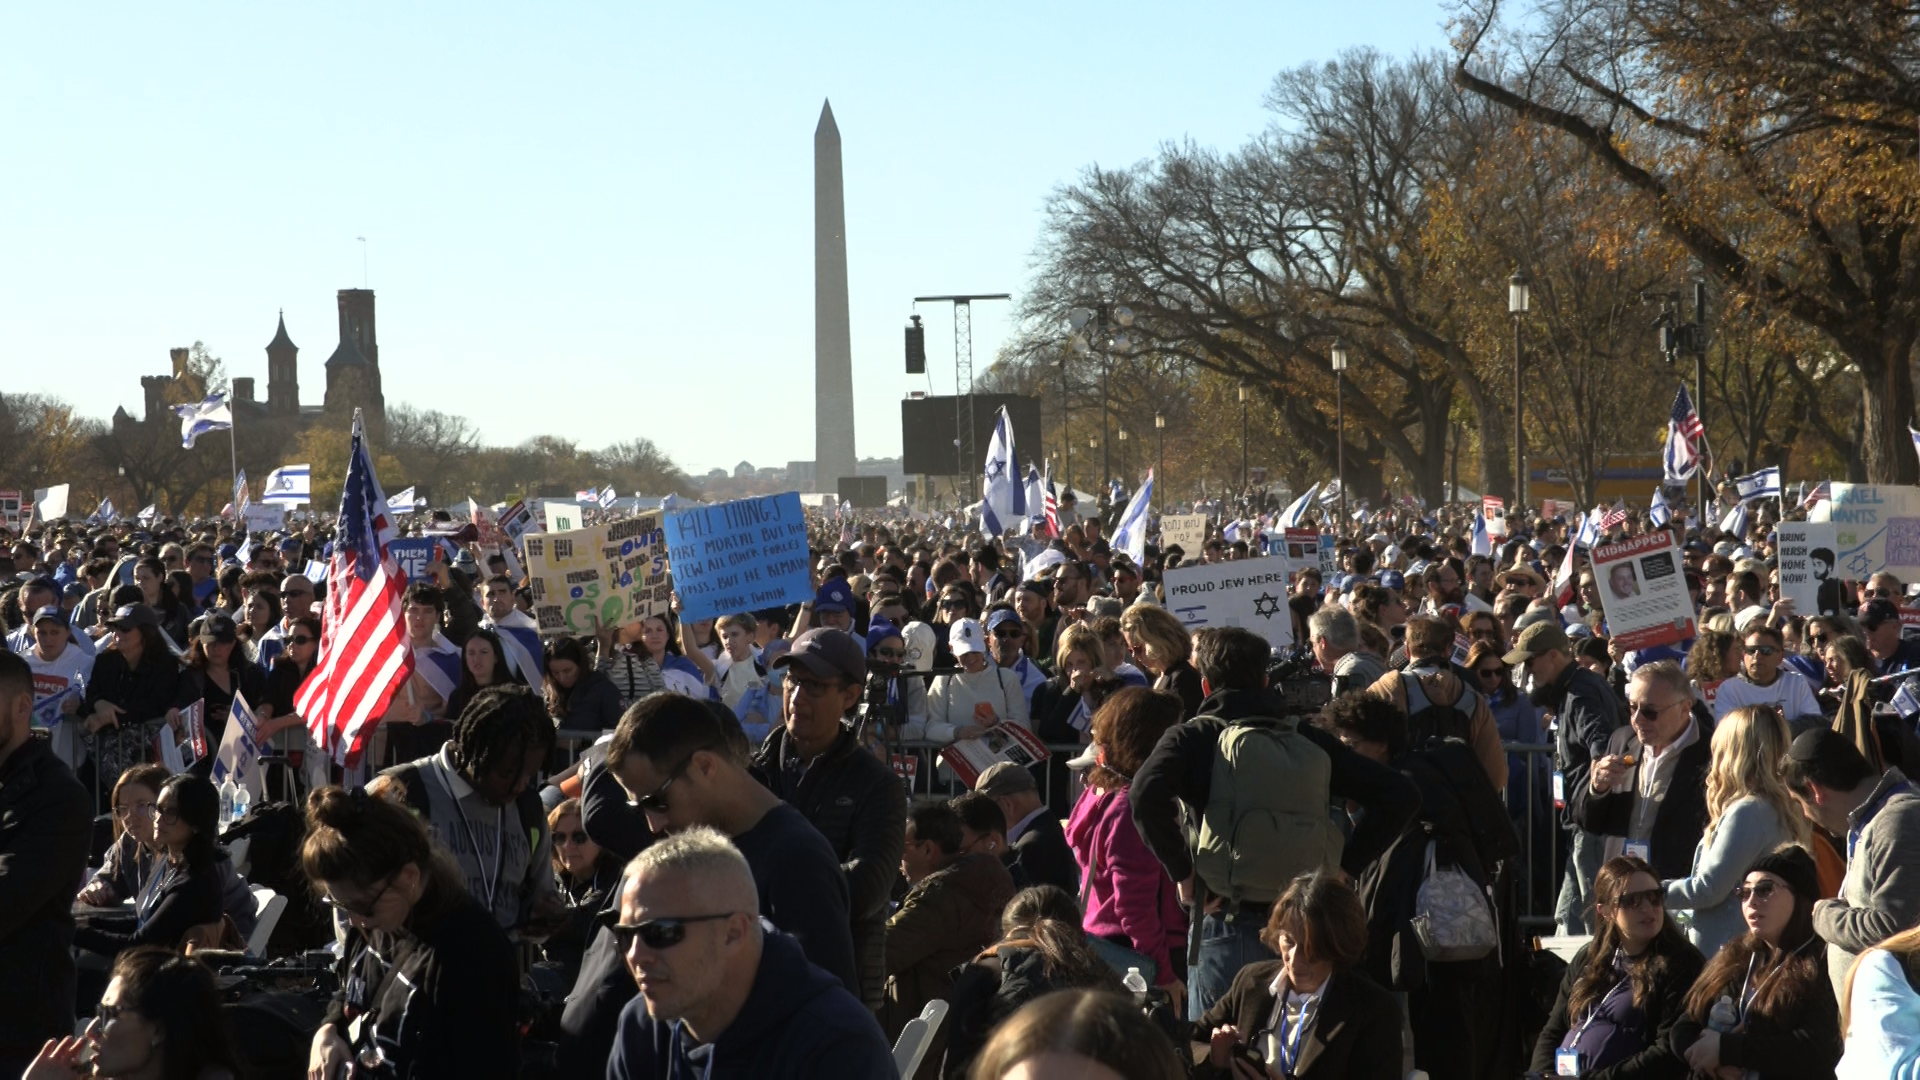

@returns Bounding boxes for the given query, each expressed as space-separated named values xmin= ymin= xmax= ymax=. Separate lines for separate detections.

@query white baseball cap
xmin=949 ymin=617 xmax=986 ymax=657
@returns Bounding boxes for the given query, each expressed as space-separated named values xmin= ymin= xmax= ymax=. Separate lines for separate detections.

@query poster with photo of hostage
xmin=1592 ymin=531 xmax=1697 ymax=650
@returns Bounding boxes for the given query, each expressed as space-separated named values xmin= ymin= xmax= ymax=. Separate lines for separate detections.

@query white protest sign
xmin=1277 ymin=528 xmax=1321 ymax=587
xmin=1482 ymin=496 xmax=1509 ymax=539
xmin=1162 ymin=559 xmax=1295 ymax=649
xmin=32 ymin=484 xmax=69 ymax=521
xmin=1591 ymin=530 xmax=1696 ymax=650
xmin=242 ymin=502 xmax=286 ymax=534
xmin=1810 ymin=484 xmax=1920 ymax=581
xmin=1777 ymin=521 xmax=1844 ymax=619
xmin=1160 ymin=513 xmax=1208 ymax=554
xmin=211 ymin=691 xmax=265 ymax=803
xmin=544 ymin=502 xmax=583 ymax=534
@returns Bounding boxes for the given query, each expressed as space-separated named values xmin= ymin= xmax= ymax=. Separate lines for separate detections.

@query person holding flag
xmin=980 ymin=406 xmax=1026 ymax=538
xmin=1109 ymin=469 xmax=1156 ymax=564
xmin=481 ymin=574 xmax=544 ymax=683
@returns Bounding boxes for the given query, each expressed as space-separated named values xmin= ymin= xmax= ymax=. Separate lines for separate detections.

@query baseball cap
xmin=984 ymin=609 xmax=1022 ymax=634
xmin=866 ymin=618 xmax=903 ymax=654
xmin=218 ymin=543 xmax=239 ymax=560
xmin=61 ymin=582 xmax=87 ymax=600
xmin=1504 ymin=620 xmax=1572 ymax=665
xmin=770 ymin=628 xmax=867 ymax=683
xmin=1377 ymin=570 xmax=1405 ymax=591
xmin=197 ymin=612 xmax=239 ymax=643
xmin=30 ymin=605 xmax=66 ymax=627
xmin=949 ymin=618 xmax=987 ymax=657
xmin=814 ymin=579 xmax=854 ymax=614
xmin=1858 ymin=598 xmax=1901 ymax=630
xmin=104 ymin=603 xmax=159 ymax=630
xmin=278 ymin=536 xmax=302 ymax=552
xmin=974 ymin=761 xmax=1039 ymax=798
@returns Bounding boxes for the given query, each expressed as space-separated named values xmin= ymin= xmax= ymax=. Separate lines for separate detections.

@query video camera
xmin=1267 ymin=647 xmax=1333 ymax=717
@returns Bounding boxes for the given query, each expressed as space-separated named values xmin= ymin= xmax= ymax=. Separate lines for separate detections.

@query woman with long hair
xmin=539 ymin=796 xmax=620 ymax=989
xmin=182 ymin=611 xmax=269 ymax=751
xmin=1837 ymin=925 xmax=1920 ymax=1075
xmin=133 ymin=557 xmax=190 ymax=650
xmin=543 ymin=635 xmax=622 ymax=732
xmin=1686 ymin=628 xmax=1743 ymax=697
xmin=440 ymin=627 xmax=523 ymax=725
xmin=1532 ymin=856 xmax=1706 ymax=1077
xmin=1664 ymin=705 xmax=1811 ymax=958
xmin=23 ymin=947 xmax=243 ymax=1080
xmin=1065 ymin=687 xmax=1188 ymax=1007
xmin=73 ymin=775 xmax=226 ymax=959
xmin=1119 ymin=605 xmax=1202 ymax=720
xmin=592 ymin=612 xmax=706 ymax=707
xmin=77 ymin=765 xmax=170 ymax=907
xmin=1466 ymin=640 xmax=1542 ymax=818
xmin=943 ymin=885 xmax=1124 ymax=1077
xmin=82 ymin=609 xmax=189 ymax=791
xmin=237 ymin=587 xmax=282 ymax=665
xmin=304 ymin=785 xmax=520 ymax=1078
xmin=1670 ymin=846 xmax=1839 ymax=1079
xmin=967 ymin=989 xmax=1186 ymax=1080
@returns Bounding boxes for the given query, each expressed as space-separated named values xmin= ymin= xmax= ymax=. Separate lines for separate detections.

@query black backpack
xmin=1409 ymin=737 xmax=1521 ymax=869
xmin=1402 ymin=665 xmax=1477 ymax=747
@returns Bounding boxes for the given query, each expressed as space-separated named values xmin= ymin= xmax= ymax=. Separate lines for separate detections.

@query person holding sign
xmin=1712 ymin=624 xmax=1823 ymax=729
xmin=182 ymin=612 xmax=268 ymax=755
xmin=22 ymin=605 xmax=91 ymax=769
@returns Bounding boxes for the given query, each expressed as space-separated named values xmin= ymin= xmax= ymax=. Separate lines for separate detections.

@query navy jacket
xmin=606 ymin=928 xmax=895 ymax=1080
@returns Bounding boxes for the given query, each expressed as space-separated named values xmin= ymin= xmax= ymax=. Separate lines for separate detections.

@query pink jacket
xmin=1065 ymin=783 xmax=1188 ymax=985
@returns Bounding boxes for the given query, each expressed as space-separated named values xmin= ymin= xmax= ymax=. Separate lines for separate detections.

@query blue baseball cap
xmin=814 ymin=579 xmax=854 ymax=614
xmin=1377 ymin=570 xmax=1405 ymax=591
xmin=278 ymin=536 xmax=302 ymax=552
xmin=30 ymin=605 xmax=66 ymax=627
xmin=984 ymin=608 xmax=1022 ymax=634
xmin=866 ymin=617 xmax=903 ymax=654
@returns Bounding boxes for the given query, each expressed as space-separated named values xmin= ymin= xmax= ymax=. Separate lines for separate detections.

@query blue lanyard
xmin=1273 ymin=990 xmax=1318 ymax=1075
xmin=1849 ymin=781 xmax=1911 ymax=862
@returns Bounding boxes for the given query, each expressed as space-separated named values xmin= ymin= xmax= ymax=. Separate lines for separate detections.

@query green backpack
xmin=1191 ymin=716 xmax=1343 ymax=907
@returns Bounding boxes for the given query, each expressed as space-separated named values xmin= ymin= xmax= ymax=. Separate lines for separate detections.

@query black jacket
xmin=753 ymin=721 xmax=904 ymax=1012
xmin=1191 ymin=962 xmax=1403 ymax=1080
xmin=1547 ymin=664 xmax=1626 ymax=830
xmin=1530 ymin=940 xmax=1706 ymax=1080
xmin=560 ymin=760 xmax=655 ymax=1078
xmin=1008 ymin=811 xmax=1078 ymax=895
xmin=1355 ymin=751 xmax=1487 ymax=994
xmin=1156 ymin=660 xmax=1206 ymax=720
xmin=943 ymin=944 xmax=1115 ymax=1079
xmin=1667 ymin=936 xmax=1839 ymax=1080
xmin=72 ymin=855 xmax=225 ymax=957
xmin=555 ymin=669 xmax=623 ymax=733
xmin=1570 ymin=723 xmax=1712 ymax=883
xmin=1028 ymin=675 xmax=1083 ymax=816
xmin=1128 ymin=687 xmax=1421 ymax=888
xmin=325 ymin=885 xmax=521 ymax=1080
xmin=0 ymin=735 xmax=90 ymax=1054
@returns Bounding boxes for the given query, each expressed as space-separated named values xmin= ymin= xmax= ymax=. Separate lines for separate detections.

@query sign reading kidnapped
xmin=664 ymin=493 xmax=813 ymax=623
xmin=1161 ymin=560 xmax=1294 ymax=649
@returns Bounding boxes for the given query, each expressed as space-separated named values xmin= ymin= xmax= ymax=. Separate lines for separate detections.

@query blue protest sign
xmin=388 ymin=538 xmax=436 ymax=582
xmin=664 ymin=493 xmax=812 ymax=623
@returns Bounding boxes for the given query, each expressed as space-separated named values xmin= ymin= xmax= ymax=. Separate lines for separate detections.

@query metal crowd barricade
xmin=1502 ymin=741 xmax=1564 ymax=934
xmin=89 ymin=723 xmax=161 ymax=818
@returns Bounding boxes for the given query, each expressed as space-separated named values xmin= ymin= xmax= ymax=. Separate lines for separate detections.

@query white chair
xmin=246 ymin=886 xmax=285 ymax=957
xmin=891 ymin=998 xmax=948 ymax=1078
xmin=226 ymin=837 xmax=251 ymax=877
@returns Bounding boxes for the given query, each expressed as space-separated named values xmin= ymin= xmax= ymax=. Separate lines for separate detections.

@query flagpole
xmin=229 ymin=405 xmax=240 ymax=521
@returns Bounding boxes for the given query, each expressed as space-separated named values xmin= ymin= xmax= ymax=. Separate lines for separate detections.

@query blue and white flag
xmin=1020 ymin=465 xmax=1047 ymax=535
xmin=90 ymin=498 xmax=116 ymax=525
xmin=598 ymin=484 xmax=618 ymax=510
xmin=1720 ymin=500 xmax=1749 ymax=539
xmin=1108 ymin=478 xmax=1124 ymax=507
xmin=1110 ymin=469 xmax=1155 ymax=563
xmin=210 ymin=691 xmax=265 ymax=804
xmin=980 ymin=407 xmax=1024 ymax=537
xmin=233 ymin=536 xmax=253 ymax=565
xmin=1649 ymin=487 xmax=1673 ymax=529
xmin=1734 ymin=466 xmax=1782 ymax=502
xmin=387 ymin=486 xmax=417 ymax=513
xmin=1470 ymin=511 xmax=1491 ymax=557
xmin=413 ymin=631 xmax=463 ymax=702
xmin=1909 ymin=426 xmax=1920 ymax=468
xmin=487 ymin=609 xmax=545 ymax=682
xmin=1318 ymin=479 xmax=1343 ymax=507
xmin=263 ymin=464 xmax=311 ymax=505
xmin=1279 ymin=484 xmax=1319 ymax=528
xmin=174 ymin=392 xmax=232 ymax=449
xmin=136 ymin=504 xmax=157 ymax=524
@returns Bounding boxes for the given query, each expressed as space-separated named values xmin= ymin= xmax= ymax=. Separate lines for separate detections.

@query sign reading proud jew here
xmin=1161 ymin=559 xmax=1295 ymax=649
xmin=1810 ymin=484 xmax=1920 ymax=581
xmin=663 ymin=493 xmax=813 ymax=624
xmin=1591 ymin=530 xmax=1696 ymax=650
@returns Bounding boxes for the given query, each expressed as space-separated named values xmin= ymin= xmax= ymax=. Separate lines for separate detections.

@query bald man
xmin=605 ymin=827 xmax=894 ymax=1080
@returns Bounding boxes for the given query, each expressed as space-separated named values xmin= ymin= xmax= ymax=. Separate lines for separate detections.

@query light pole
xmin=1237 ymin=380 xmax=1250 ymax=496
xmin=1068 ymin=302 xmax=1133 ymax=491
xmin=1118 ymin=428 xmax=1129 ymax=492
xmin=1154 ymin=413 xmax=1166 ymax=515
xmin=1330 ymin=341 xmax=1349 ymax=527
xmin=1510 ymin=269 xmax=1531 ymax=508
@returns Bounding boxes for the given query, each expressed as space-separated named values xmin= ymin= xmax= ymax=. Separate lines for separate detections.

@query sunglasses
xmin=289 ymin=636 xmax=316 ymax=646
xmin=556 ymin=830 xmax=591 ymax=846
xmin=636 ymin=756 xmax=696 ymax=813
xmin=1734 ymin=880 xmax=1782 ymax=904
xmin=1748 ymin=645 xmax=1779 ymax=657
xmin=156 ymin=806 xmax=183 ymax=825
xmin=1612 ymin=887 xmax=1665 ymax=912
xmin=1809 ymin=634 xmax=1830 ymax=647
xmin=989 ymin=626 xmax=1024 ymax=638
xmin=1475 ymin=668 xmax=1505 ymax=681
xmin=321 ymin=878 xmax=395 ymax=920
xmin=612 ymin=913 xmax=735 ymax=951
xmin=939 ymin=599 xmax=968 ymax=610
xmin=872 ymin=647 xmax=906 ymax=660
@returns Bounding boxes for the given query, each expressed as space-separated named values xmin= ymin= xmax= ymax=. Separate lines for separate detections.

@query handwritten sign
xmin=601 ymin=512 xmax=673 ymax=625
xmin=1161 ymin=558 xmax=1295 ymax=649
xmin=1592 ymin=531 xmax=1695 ymax=651
xmin=544 ymin=502 xmax=582 ymax=534
xmin=1161 ymin=514 xmax=1208 ymax=554
xmin=242 ymin=503 xmax=286 ymax=535
xmin=1811 ymin=484 xmax=1920 ymax=580
xmin=663 ymin=493 xmax=813 ymax=624
xmin=1776 ymin=521 xmax=1843 ymax=618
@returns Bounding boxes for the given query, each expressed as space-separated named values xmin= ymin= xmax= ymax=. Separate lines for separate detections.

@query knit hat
xmin=1747 ymin=845 xmax=1820 ymax=903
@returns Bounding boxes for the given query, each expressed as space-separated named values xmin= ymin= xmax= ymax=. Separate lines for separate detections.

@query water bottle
xmin=1122 ymin=966 xmax=1149 ymax=1005
xmin=1707 ymin=994 xmax=1738 ymax=1033
xmin=218 ymin=778 xmax=236 ymax=830
xmin=231 ymin=782 xmax=251 ymax=823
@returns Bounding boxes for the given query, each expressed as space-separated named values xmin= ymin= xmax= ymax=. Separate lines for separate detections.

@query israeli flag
xmin=210 ymin=691 xmax=265 ymax=804
xmin=598 ymin=484 xmax=618 ymax=510
xmin=1279 ymin=484 xmax=1319 ymax=528
xmin=1020 ymin=464 xmax=1046 ymax=535
xmin=1649 ymin=487 xmax=1673 ymax=529
xmin=1110 ymin=469 xmax=1155 ymax=563
xmin=414 ymin=631 xmax=463 ymax=702
xmin=174 ymin=392 xmax=232 ymax=449
xmin=136 ymin=504 xmax=157 ymax=523
xmin=980 ymin=407 xmax=1024 ymax=537
xmin=1470 ymin=512 xmax=1490 ymax=557
xmin=1720 ymin=500 xmax=1749 ymax=539
xmin=1734 ymin=466 xmax=1782 ymax=502
xmin=91 ymin=498 xmax=116 ymax=525
xmin=263 ymin=464 xmax=311 ymax=504
xmin=487 ymin=609 xmax=545 ymax=682
xmin=1109 ymin=478 xmax=1124 ymax=506
xmin=387 ymin=486 xmax=418 ymax=513
xmin=1318 ymin=479 xmax=1342 ymax=507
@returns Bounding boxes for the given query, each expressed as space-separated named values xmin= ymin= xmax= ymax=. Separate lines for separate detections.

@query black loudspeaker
xmin=899 ymin=395 xmax=1044 ymax=476
xmin=838 ymin=476 xmax=888 ymax=508
xmin=905 ymin=316 xmax=927 ymax=375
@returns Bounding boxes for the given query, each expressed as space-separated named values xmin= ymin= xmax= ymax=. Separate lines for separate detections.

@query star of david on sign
xmin=1253 ymin=592 xmax=1282 ymax=619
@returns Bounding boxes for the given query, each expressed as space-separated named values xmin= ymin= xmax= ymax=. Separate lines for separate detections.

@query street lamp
xmin=1237 ymin=380 xmax=1250 ymax=495
xmin=1067 ymin=302 xmax=1134 ymax=490
xmin=1330 ymin=341 xmax=1349 ymax=526
xmin=1154 ymin=413 xmax=1166 ymax=515
xmin=1118 ymin=428 xmax=1129 ymax=491
xmin=1509 ymin=268 xmax=1531 ymax=508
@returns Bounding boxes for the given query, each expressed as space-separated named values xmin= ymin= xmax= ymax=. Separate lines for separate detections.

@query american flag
xmin=1041 ymin=462 xmax=1060 ymax=539
xmin=1597 ymin=499 xmax=1629 ymax=532
xmin=1800 ymin=480 xmax=1831 ymax=510
xmin=294 ymin=410 xmax=414 ymax=767
xmin=1664 ymin=386 xmax=1706 ymax=483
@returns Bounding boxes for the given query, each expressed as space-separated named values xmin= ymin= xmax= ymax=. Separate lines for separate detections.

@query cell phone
xmin=1234 ymin=1043 xmax=1265 ymax=1069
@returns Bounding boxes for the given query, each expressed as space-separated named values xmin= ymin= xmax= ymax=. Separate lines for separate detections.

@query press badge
xmin=1624 ymin=840 xmax=1651 ymax=862
xmin=1552 ymin=771 xmax=1566 ymax=808
xmin=1555 ymin=1046 xmax=1585 ymax=1075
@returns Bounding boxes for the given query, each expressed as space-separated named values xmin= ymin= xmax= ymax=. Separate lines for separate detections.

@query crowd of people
xmin=3 ymin=489 xmax=1920 ymax=1077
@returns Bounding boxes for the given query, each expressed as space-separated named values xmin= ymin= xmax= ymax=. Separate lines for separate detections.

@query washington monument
xmin=814 ymin=100 xmax=857 ymax=491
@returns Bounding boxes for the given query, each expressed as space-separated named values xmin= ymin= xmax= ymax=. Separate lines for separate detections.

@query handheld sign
xmin=524 ymin=525 xmax=624 ymax=637
xmin=387 ymin=538 xmax=436 ymax=583
xmin=1160 ymin=514 xmax=1208 ymax=554
xmin=1776 ymin=522 xmax=1843 ymax=619
xmin=1810 ymin=484 xmax=1920 ymax=580
xmin=1161 ymin=559 xmax=1295 ymax=650
xmin=663 ymin=493 xmax=813 ymax=624
xmin=544 ymin=502 xmax=583 ymax=534
xmin=1591 ymin=531 xmax=1695 ymax=650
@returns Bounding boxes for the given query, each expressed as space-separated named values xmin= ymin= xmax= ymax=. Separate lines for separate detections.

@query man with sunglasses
xmin=983 ymin=606 xmax=1046 ymax=707
xmin=1574 ymin=660 xmax=1711 ymax=885
xmin=1857 ymin=598 xmax=1920 ymax=676
xmin=605 ymin=826 xmax=894 ymax=1080
xmin=1712 ymin=624 xmax=1822 ymax=728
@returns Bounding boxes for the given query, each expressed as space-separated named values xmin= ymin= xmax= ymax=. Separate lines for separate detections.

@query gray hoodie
xmin=1816 ymin=767 xmax=1920 ymax=998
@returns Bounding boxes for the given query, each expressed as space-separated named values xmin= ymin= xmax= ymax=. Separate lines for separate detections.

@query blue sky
xmin=1 ymin=2 xmax=1450 ymax=478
